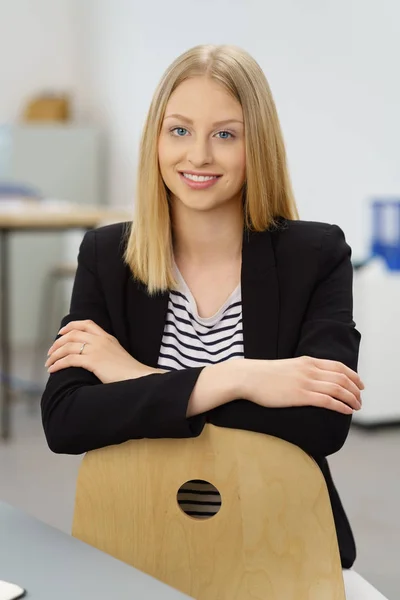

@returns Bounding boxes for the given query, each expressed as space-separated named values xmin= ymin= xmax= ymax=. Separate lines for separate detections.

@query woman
xmin=41 ymin=44 xmax=363 ymax=569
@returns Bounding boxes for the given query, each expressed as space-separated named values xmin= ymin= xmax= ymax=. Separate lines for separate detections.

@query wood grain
xmin=73 ymin=424 xmax=346 ymax=600
xmin=0 ymin=200 xmax=131 ymax=229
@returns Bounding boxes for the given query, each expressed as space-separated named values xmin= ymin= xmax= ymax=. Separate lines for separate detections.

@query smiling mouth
xmin=179 ymin=172 xmax=221 ymax=182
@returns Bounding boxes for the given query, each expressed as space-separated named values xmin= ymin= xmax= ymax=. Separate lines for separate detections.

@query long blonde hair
xmin=124 ymin=44 xmax=299 ymax=294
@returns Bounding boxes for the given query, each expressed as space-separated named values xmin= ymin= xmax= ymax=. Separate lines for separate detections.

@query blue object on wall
xmin=371 ymin=199 xmax=400 ymax=270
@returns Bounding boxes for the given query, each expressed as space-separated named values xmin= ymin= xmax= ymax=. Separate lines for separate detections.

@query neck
xmin=171 ymin=199 xmax=244 ymax=266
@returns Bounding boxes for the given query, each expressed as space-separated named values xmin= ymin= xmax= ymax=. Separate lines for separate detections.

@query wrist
xmin=232 ymin=358 xmax=252 ymax=399
xmin=141 ymin=367 xmax=166 ymax=376
xmin=212 ymin=358 xmax=249 ymax=401
xmin=234 ymin=359 xmax=273 ymax=401
xmin=132 ymin=359 xmax=165 ymax=379
xmin=187 ymin=360 xmax=242 ymax=417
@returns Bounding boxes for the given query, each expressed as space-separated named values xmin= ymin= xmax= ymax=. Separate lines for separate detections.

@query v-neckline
xmin=173 ymin=262 xmax=241 ymax=324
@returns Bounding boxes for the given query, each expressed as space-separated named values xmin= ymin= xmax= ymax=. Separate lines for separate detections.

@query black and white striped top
xmin=157 ymin=265 xmax=244 ymax=372
xmin=158 ymin=264 xmax=244 ymax=518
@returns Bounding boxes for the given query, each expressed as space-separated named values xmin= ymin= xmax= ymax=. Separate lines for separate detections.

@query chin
xmin=179 ymin=194 xmax=235 ymax=213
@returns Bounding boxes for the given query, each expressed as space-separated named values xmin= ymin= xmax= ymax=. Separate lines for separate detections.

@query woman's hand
xmin=45 ymin=320 xmax=163 ymax=383
xmin=236 ymin=356 xmax=364 ymax=415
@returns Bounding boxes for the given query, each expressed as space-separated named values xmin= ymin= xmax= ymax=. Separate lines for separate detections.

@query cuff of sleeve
xmin=148 ymin=366 xmax=207 ymax=438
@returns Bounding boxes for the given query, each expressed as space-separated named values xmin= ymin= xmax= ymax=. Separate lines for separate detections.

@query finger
xmin=312 ymin=369 xmax=362 ymax=404
xmin=47 ymin=349 xmax=94 ymax=373
xmin=46 ymin=342 xmax=87 ymax=368
xmin=58 ymin=319 xmax=106 ymax=337
xmin=312 ymin=381 xmax=361 ymax=411
xmin=309 ymin=392 xmax=354 ymax=415
xmin=48 ymin=331 xmax=91 ymax=356
xmin=313 ymin=358 xmax=364 ymax=390
xmin=47 ymin=354 xmax=90 ymax=374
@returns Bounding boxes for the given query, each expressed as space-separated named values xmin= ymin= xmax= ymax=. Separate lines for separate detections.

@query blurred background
xmin=0 ymin=1 xmax=399 ymax=597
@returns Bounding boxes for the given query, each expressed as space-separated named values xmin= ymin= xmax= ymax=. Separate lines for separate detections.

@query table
xmin=0 ymin=503 xmax=388 ymax=600
xmin=0 ymin=200 xmax=131 ymax=440
xmin=0 ymin=502 xmax=192 ymax=599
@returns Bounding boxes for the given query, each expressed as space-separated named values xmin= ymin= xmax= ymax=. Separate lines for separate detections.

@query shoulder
xmin=81 ymin=221 xmax=131 ymax=262
xmin=272 ymin=219 xmax=351 ymax=262
xmin=266 ymin=219 xmax=352 ymax=284
xmin=273 ymin=218 xmax=342 ymax=244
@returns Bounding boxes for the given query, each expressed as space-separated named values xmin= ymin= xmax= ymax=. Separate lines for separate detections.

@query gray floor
xmin=0 ymin=349 xmax=399 ymax=598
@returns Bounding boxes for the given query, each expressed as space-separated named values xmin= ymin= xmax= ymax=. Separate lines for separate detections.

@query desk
xmin=0 ymin=502 xmax=192 ymax=599
xmin=0 ymin=503 xmax=389 ymax=600
xmin=0 ymin=200 xmax=131 ymax=440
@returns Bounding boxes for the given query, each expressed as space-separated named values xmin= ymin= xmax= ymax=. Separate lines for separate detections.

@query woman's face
xmin=158 ymin=76 xmax=246 ymax=214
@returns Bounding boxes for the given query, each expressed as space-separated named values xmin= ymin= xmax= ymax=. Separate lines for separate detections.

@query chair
xmin=0 ymin=181 xmax=77 ymax=398
xmin=71 ymin=423 xmax=388 ymax=599
xmin=0 ymin=182 xmax=43 ymax=398
xmin=33 ymin=261 xmax=77 ymax=380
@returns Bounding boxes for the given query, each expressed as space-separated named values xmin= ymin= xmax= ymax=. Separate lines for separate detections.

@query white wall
xmin=74 ymin=0 xmax=400 ymax=261
xmin=1 ymin=1 xmax=399 ymax=261
xmin=0 ymin=0 xmax=80 ymax=122
xmin=0 ymin=0 xmax=82 ymax=346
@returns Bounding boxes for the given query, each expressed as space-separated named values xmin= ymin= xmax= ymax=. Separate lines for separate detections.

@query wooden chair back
xmin=73 ymin=424 xmax=346 ymax=600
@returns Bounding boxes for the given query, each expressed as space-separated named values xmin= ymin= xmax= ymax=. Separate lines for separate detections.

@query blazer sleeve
xmin=209 ymin=224 xmax=361 ymax=457
xmin=40 ymin=230 xmax=206 ymax=455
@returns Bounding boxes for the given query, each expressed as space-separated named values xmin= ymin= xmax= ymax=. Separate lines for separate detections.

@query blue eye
xmin=171 ymin=127 xmax=189 ymax=137
xmin=216 ymin=131 xmax=233 ymax=139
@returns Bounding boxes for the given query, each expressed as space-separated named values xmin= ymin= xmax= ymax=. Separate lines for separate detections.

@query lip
xmin=179 ymin=172 xmax=221 ymax=190
xmin=179 ymin=170 xmax=222 ymax=177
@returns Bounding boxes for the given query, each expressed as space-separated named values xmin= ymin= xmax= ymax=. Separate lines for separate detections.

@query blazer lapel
xmin=241 ymin=229 xmax=280 ymax=360
xmin=125 ymin=227 xmax=280 ymax=367
xmin=127 ymin=277 xmax=169 ymax=368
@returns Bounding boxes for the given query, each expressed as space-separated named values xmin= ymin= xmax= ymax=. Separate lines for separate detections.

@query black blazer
xmin=41 ymin=218 xmax=361 ymax=569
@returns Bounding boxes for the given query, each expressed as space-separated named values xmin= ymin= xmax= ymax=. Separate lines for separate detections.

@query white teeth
xmin=183 ymin=173 xmax=218 ymax=182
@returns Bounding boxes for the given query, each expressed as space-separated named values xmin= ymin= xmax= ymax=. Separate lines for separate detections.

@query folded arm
xmin=208 ymin=225 xmax=361 ymax=457
xmin=41 ymin=230 xmax=207 ymax=454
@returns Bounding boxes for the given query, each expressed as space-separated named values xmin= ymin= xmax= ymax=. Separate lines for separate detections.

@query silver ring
xmin=79 ymin=342 xmax=87 ymax=355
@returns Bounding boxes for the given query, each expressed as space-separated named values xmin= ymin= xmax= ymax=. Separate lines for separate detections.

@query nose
xmin=187 ymin=137 xmax=212 ymax=167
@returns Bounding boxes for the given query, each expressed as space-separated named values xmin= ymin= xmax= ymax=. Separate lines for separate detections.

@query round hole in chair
xmin=177 ymin=479 xmax=222 ymax=520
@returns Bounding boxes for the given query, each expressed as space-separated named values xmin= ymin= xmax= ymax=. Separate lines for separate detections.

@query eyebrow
xmin=164 ymin=113 xmax=244 ymax=127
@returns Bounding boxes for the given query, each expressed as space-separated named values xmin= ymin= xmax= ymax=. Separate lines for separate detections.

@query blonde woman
xmin=42 ymin=45 xmax=363 ymax=570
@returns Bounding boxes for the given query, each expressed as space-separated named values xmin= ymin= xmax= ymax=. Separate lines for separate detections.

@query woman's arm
xmin=42 ymin=224 xmax=360 ymax=457
xmin=207 ymin=224 xmax=362 ymax=457
xmin=41 ymin=230 xmax=210 ymax=455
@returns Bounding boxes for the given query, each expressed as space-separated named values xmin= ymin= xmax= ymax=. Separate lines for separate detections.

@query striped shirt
xmin=157 ymin=265 xmax=244 ymax=372
xmin=158 ymin=264 xmax=244 ymax=517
